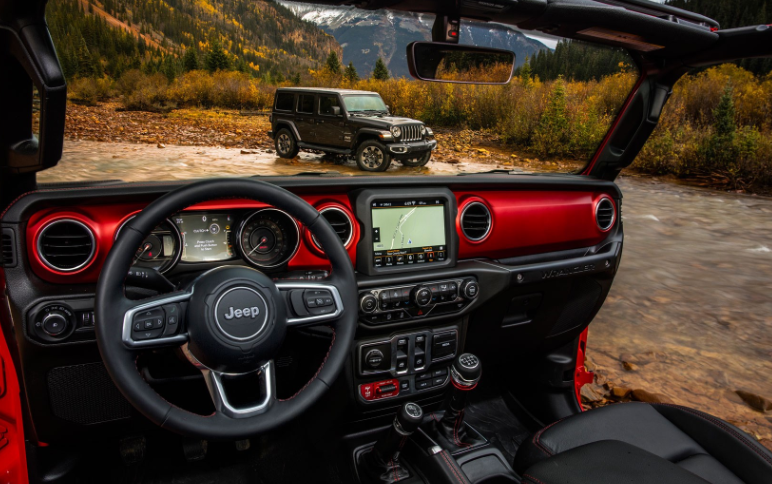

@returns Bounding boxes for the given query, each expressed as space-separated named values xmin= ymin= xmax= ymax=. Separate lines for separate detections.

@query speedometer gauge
xmin=115 ymin=217 xmax=182 ymax=273
xmin=238 ymin=209 xmax=300 ymax=268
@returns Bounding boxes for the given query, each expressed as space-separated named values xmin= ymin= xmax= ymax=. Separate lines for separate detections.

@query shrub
xmin=68 ymin=77 xmax=112 ymax=106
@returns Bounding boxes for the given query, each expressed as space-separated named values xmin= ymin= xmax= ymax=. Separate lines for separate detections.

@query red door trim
xmin=0 ymin=269 xmax=29 ymax=484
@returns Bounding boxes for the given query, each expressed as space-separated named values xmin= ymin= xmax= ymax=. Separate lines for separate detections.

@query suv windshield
xmin=343 ymin=95 xmax=388 ymax=113
xmin=40 ymin=4 xmax=638 ymax=183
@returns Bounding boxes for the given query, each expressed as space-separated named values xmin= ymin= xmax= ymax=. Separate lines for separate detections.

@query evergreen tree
xmin=533 ymin=77 xmax=570 ymax=156
xmin=183 ymin=48 xmax=199 ymax=72
xmin=344 ymin=61 xmax=359 ymax=82
xmin=290 ymin=72 xmax=301 ymax=85
xmin=205 ymin=39 xmax=231 ymax=72
xmin=714 ymin=85 xmax=736 ymax=140
xmin=372 ymin=57 xmax=389 ymax=80
xmin=520 ymin=57 xmax=533 ymax=88
xmin=77 ymin=36 xmax=95 ymax=77
xmin=325 ymin=51 xmax=341 ymax=74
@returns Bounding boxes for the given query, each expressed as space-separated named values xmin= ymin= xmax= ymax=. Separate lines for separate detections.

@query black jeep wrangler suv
xmin=268 ymin=88 xmax=437 ymax=172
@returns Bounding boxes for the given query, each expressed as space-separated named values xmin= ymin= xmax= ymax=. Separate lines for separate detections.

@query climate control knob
xmin=461 ymin=279 xmax=479 ymax=300
xmin=413 ymin=286 xmax=432 ymax=307
xmin=42 ymin=311 xmax=70 ymax=337
xmin=360 ymin=293 xmax=378 ymax=313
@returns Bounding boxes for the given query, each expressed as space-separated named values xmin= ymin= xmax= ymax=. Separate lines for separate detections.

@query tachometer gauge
xmin=238 ymin=209 xmax=300 ymax=268
xmin=115 ymin=217 xmax=182 ymax=273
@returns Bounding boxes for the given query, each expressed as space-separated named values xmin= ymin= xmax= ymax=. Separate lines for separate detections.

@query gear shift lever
xmin=360 ymin=402 xmax=424 ymax=483
xmin=433 ymin=353 xmax=485 ymax=450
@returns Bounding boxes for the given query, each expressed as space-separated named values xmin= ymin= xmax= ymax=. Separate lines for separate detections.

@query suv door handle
xmin=297 ymin=117 xmax=304 ymax=122
xmin=318 ymin=119 xmax=325 ymax=124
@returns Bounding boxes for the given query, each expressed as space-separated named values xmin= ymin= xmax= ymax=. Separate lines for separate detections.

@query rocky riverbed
xmin=584 ymin=176 xmax=772 ymax=451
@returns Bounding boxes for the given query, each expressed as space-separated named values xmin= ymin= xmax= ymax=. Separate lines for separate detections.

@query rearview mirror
xmin=406 ymin=42 xmax=515 ymax=84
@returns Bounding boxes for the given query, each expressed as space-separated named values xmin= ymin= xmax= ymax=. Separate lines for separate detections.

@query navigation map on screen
xmin=371 ymin=200 xmax=447 ymax=268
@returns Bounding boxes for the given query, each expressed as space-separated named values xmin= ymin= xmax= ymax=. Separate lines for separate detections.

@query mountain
xmin=47 ymin=0 xmax=340 ymax=79
xmin=280 ymin=2 xmax=549 ymax=79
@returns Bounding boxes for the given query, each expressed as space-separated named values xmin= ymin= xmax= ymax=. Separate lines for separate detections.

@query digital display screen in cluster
xmin=173 ymin=212 xmax=235 ymax=262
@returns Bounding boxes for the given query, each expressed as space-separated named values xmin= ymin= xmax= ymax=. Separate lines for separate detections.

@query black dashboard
xmin=0 ymin=174 xmax=624 ymax=443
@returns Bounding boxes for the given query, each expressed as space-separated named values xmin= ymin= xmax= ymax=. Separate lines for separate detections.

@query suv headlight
xmin=420 ymin=125 xmax=426 ymax=136
xmin=390 ymin=126 xmax=402 ymax=139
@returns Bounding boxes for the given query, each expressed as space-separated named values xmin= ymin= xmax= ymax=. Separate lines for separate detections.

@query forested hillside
xmin=46 ymin=0 xmax=340 ymax=80
xmin=526 ymin=40 xmax=632 ymax=82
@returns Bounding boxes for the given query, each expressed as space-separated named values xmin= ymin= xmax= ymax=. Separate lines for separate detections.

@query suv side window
xmin=297 ymin=94 xmax=315 ymax=114
xmin=319 ymin=95 xmax=341 ymax=116
xmin=275 ymin=92 xmax=294 ymax=112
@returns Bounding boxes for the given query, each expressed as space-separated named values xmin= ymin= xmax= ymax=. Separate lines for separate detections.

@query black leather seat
xmin=514 ymin=402 xmax=772 ymax=484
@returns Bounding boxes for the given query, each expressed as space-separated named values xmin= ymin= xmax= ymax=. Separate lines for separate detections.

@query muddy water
xmin=590 ymin=176 xmax=772 ymax=449
xmin=40 ymin=141 xmax=772 ymax=449
xmin=39 ymin=141 xmax=516 ymax=183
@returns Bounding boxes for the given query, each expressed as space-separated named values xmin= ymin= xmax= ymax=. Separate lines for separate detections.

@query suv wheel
xmin=275 ymin=128 xmax=299 ymax=158
xmin=356 ymin=140 xmax=391 ymax=172
xmin=401 ymin=151 xmax=432 ymax=167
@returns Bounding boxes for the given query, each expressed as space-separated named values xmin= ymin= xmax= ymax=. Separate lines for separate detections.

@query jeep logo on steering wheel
xmin=222 ymin=306 xmax=260 ymax=320
xmin=213 ymin=286 xmax=269 ymax=341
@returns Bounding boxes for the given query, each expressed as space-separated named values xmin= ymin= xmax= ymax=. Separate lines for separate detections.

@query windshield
xmin=40 ymin=3 xmax=639 ymax=183
xmin=343 ymin=95 xmax=388 ymax=113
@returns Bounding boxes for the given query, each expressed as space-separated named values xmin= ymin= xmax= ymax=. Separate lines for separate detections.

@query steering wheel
xmin=95 ymin=179 xmax=358 ymax=439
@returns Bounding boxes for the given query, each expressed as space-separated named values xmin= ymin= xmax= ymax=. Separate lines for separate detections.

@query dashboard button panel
xmin=358 ymin=278 xmax=478 ymax=324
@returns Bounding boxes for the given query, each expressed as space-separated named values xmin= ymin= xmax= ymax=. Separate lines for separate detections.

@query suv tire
xmin=401 ymin=151 xmax=431 ymax=167
xmin=356 ymin=140 xmax=391 ymax=172
xmin=275 ymin=128 xmax=299 ymax=158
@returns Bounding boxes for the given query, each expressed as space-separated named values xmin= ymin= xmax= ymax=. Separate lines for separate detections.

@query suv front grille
xmin=401 ymin=124 xmax=422 ymax=142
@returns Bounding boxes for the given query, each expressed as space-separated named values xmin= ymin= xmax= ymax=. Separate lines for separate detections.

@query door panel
xmin=316 ymin=94 xmax=348 ymax=148
xmin=295 ymin=94 xmax=316 ymax=141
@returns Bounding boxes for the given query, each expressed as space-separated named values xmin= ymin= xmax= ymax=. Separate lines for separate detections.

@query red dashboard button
xmin=360 ymin=383 xmax=374 ymax=400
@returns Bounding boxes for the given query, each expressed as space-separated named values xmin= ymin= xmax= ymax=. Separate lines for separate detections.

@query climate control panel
xmin=358 ymin=278 xmax=479 ymax=324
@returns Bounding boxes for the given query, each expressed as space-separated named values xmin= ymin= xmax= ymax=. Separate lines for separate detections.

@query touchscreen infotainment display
xmin=174 ymin=212 xmax=235 ymax=262
xmin=371 ymin=199 xmax=447 ymax=268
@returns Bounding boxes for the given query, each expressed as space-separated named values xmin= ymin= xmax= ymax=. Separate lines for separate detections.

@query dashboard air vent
xmin=461 ymin=202 xmax=492 ymax=241
xmin=596 ymin=198 xmax=616 ymax=231
xmin=1 ymin=228 xmax=16 ymax=267
xmin=37 ymin=220 xmax=96 ymax=272
xmin=313 ymin=207 xmax=353 ymax=248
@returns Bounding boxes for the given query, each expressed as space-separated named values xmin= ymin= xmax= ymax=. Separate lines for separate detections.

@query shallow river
xmin=41 ymin=141 xmax=772 ymax=449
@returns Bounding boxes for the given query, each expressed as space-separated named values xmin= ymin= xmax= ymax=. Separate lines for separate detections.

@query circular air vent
xmin=313 ymin=207 xmax=354 ymax=249
xmin=460 ymin=202 xmax=492 ymax=241
xmin=595 ymin=197 xmax=616 ymax=231
xmin=37 ymin=219 xmax=96 ymax=272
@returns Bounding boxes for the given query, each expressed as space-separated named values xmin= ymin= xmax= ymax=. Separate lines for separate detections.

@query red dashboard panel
xmin=26 ymin=189 xmax=615 ymax=285
xmin=27 ymin=195 xmax=358 ymax=285
xmin=455 ymin=191 xmax=614 ymax=260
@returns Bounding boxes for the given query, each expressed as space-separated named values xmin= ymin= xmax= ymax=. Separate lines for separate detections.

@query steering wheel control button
xmin=303 ymin=289 xmax=336 ymax=315
xmin=213 ymin=286 xmax=269 ymax=341
xmin=135 ymin=328 xmax=164 ymax=340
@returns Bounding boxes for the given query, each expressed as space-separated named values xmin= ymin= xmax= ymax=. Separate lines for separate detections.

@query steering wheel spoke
xmin=183 ymin=344 xmax=276 ymax=419
xmin=275 ymin=281 xmax=345 ymax=327
xmin=121 ymin=291 xmax=191 ymax=349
